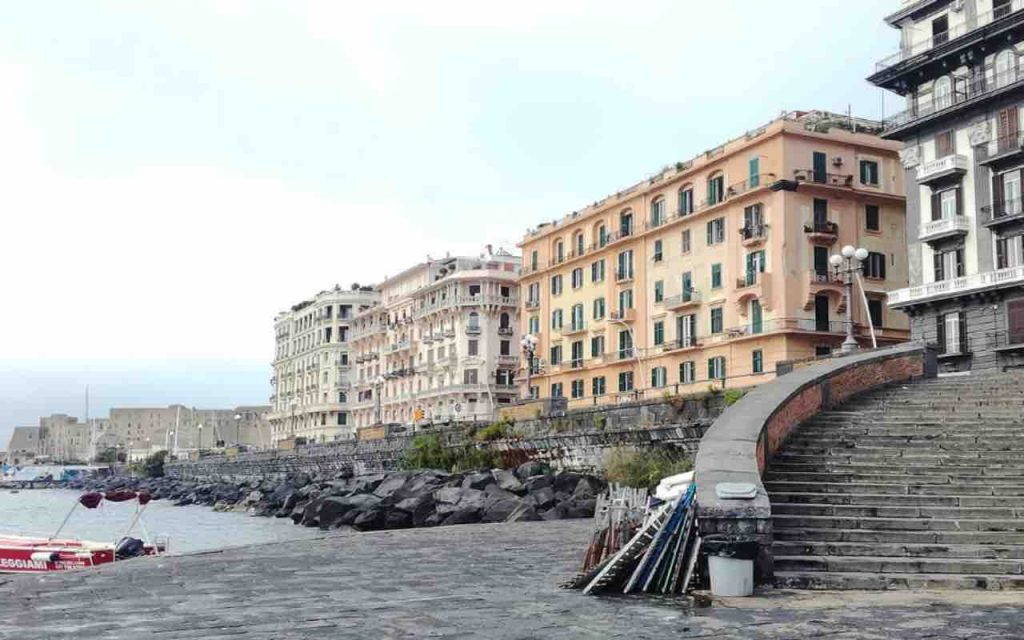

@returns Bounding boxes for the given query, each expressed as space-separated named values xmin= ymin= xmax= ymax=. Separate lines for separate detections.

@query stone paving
xmin=1 ymin=520 xmax=1022 ymax=639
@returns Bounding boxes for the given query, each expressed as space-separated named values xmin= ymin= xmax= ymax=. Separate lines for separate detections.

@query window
xmin=528 ymin=316 xmax=540 ymax=335
xmin=653 ymin=239 xmax=663 ymax=262
xmin=571 ymin=341 xmax=584 ymax=368
xmin=549 ymin=345 xmax=562 ymax=365
xmin=653 ymin=321 xmax=664 ymax=346
xmin=574 ymin=232 xmax=585 ymax=256
xmin=863 ymin=252 xmax=887 ymax=280
xmin=651 ymin=198 xmax=666 ymax=227
xmin=1008 ymin=299 xmax=1024 ymax=345
xmin=749 ymin=299 xmax=763 ymax=334
xmin=710 ymin=307 xmax=724 ymax=334
xmin=749 ymin=157 xmax=760 ymax=187
xmin=681 ymin=272 xmax=694 ymax=300
xmin=555 ymin=240 xmax=564 ymax=263
xmin=706 ymin=217 xmax=725 ymax=245
xmin=744 ymin=250 xmax=765 ymax=285
xmin=597 ymin=224 xmax=609 ymax=247
xmin=551 ymin=274 xmax=563 ymax=296
xmin=868 ymin=299 xmax=883 ymax=328
xmin=551 ymin=309 xmax=563 ymax=330
xmin=571 ymin=267 xmax=584 ymax=289
xmin=571 ymin=303 xmax=585 ymax=330
xmin=468 ymin=339 xmax=479 ymax=356
xmin=932 ymin=14 xmax=949 ymax=46
xmin=464 ymin=369 xmax=479 ymax=384
xmin=708 ymin=356 xmax=726 ymax=380
xmin=678 ymin=186 xmax=694 ymax=216
xmin=620 ymin=210 xmax=634 ymax=236
xmin=467 ymin=312 xmax=480 ymax=331
xmin=551 ymin=382 xmax=564 ymax=398
xmin=931 ymin=187 xmax=960 ymax=221
xmin=934 ymin=248 xmax=964 ymax=280
xmin=865 ymin=204 xmax=880 ymax=232
xmin=617 ymin=330 xmax=633 ymax=359
xmin=592 ymin=376 xmax=606 ymax=396
xmin=654 ymin=280 xmax=664 ymax=303
xmin=618 ymin=289 xmax=633 ymax=313
xmin=530 ymin=251 xmax=538 ymax=271
xmin=593 ymin=297 xmax=606 ymax=319
xmin=935 ymin=129 xmax=955 ymax=157
xmin=711 ymin=263 xmax=722 ymax=289
xmin=996 ymin=0 xmax=1013 ymax=18
xmin=571 ymin=379 xmax=585 ymax=399
xmin=680 ymin=361 xmax=696 ymax=383
xmin=707 ymin=173 xmax=725 ymax=205
xmin=996 ymin=235 xmax=1024 ymax=269
xmin=936 ymin=311 xmax=967 ymax=355
xmin=618 ymin=371 xmax=634 ymax=392
xmin=500 ymin=340 xmax=511 ymax=356
xmin=742 ymin=203 xmax=763 ymax=235
xmin=528 ymin=282 xmax=540 ymax=305
xmin=677 ymin=313 xmax=696 ymax=348
xmin=616 ymin=250 xmax=634 ymax=281
xmin=499 ymin=312 xmax=511 ymax=329
xmin=681 ymin=229 xmax=691 ymax=254
xmin=997 ymin=105 xmax=1020 ymax=151
xmin=752 ymin=349 xmax=764 ymax=374
xmin=995 ymin=49 xmax=1017 ymax=89
xmin=651 ymin=366 xmax=667 ymax=388
xmin=591 ymin=335 xmax=605 ymax=358
xmin=591 ymin=259 xmax=606 ymax=283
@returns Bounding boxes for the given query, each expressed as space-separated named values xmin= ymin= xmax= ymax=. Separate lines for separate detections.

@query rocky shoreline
xmin=73 ymin=462 xmax=606 ymax=532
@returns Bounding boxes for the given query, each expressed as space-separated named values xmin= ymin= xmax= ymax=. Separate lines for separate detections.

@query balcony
xmin=981 ymin=198 xmax=1024 ymax=228
xmin=793 ymin=169 xmax=854 ymax=187
xmin=882 ymin=67 xmax=1024 ymax=136
xmin=888 ymin=265 xmax=1024 ymax=307
xmin=615 ymin=269 xmax=634 ymax=284
xmin=981 ymin=132 xmax=1024 ymax=166
xmin=919 ymin=215 xmax=971 ymax=243
xmin=663 ymin=290 xmax=701 ymax=311
xmin=525 ymin=299 xmax=541 ymax=311
xmin=803 ymin=220 xmax=839 ymax=243
xmin=916 ymin=154 xmax=968 ymax=185
xmin=609 ymin=309 xmax=637 ymax=323
xmin=496 ymin=354 xmax=519 ymax=366
xmin=560 ymin=322 xmax=587 ymax=336
xmin=739 ymin=224 xmax=767 ymax=246
xmin=497 ymin=326 xmax=514 ymax=336
xmin=874 ymin=0 xmax=1024 ymax=75
xmin=662 ymin=336 xmax=699 ymax=353
xmin=465 ymin=325 xmax=481 ymax=335
xmin=617 ymin=347 xmax=636 ymax=360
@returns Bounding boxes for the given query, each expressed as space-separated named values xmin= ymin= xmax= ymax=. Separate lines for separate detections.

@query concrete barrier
xmin=693 ymin=343 xmax=938 ymax=584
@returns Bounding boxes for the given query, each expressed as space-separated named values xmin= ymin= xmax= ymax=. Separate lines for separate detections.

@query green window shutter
xmin=749 ymin=158 xmax=759 ymax=186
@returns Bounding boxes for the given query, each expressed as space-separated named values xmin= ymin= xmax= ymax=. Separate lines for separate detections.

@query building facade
xmin=5 ymin=427 xmax=41 ymax=463
xmin=869 ymin=0 xmax=1024 ymax=372
xmin=104 ymin=405 xmax=271 ymax=458
xmin=350 ymin=252 xmax=520 ymax=428
xmin=267 ymin=285 xmax=380 ymax=444
xmin=518 ymin=111 xmax=910 ymax=408
xmin=37 ymin=415 xmax=91 ymax=462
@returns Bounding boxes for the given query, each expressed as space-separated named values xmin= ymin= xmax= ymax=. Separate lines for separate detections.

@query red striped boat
xmin=0 ymin=490 xmax=166 ymax=573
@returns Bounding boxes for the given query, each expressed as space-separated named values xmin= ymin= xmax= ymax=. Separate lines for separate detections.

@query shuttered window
xmin=1008 ymin=300 xmax=1024 ymax=345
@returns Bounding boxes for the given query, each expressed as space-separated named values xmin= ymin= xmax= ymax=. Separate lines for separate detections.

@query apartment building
xmin=869 ymin=0 xmax=1024 ymax=372
xmin=350 ymin=251 xmax=520 ymax=428
xmin=268 ymin=285 xmax=380 ymax=444
xmin=518 ymin=111 xmax=910 ymax=407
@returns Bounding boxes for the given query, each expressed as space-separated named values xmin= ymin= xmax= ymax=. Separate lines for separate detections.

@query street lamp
xmin=234 ymin=413 xmax=242 ymax=446
xmin=197 ymin=424 xmax=203 ymax=451
xmin=373 ymin=375 xmax=386 ymax=425
xmin=520 ymin=334 xmax=538 ymax=399
xmin=830 ymin=245 xmax=870 ymax=354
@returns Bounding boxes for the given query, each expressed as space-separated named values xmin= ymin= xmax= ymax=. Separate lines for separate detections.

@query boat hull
xmin=0 ymin=536 xmax=160 ymax=573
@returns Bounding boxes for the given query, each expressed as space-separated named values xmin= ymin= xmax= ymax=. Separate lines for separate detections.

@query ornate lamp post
xmin=520 ymin=334 xmax=538 ymax=399
xmin=233 ymin=413 xmax=242 ymax=446
xmin=829 ymin=245 xmax=870 ymax=354
xmin=373 ymin=375 xmax=386 ymax=425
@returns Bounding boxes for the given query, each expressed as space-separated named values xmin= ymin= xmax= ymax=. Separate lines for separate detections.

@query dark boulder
xmin=373 ymin=473 xmax=411 ymax=499
xmin=352 ymin=508 xmax=386 ymax=531
xmin=491 ymin=469 xmax=525 ymax=494
xmin=395 ymin=494 xmax=436 ymax=527
xmin=564 ymin=497 xmax=597 ymax=519
xmin=515 ymin=460 xmax=548 ymax=480
xmin=442 ymin=506 xmax=482 ymax=526
xmin=528 ymin=486 xmax=556 ymax=510
xmin=383 ymin=509 xmax=412 ymax=529
xmin=552 ymin=471 xmax=582 ymax=494
xmin=572 ymin=476 xmax=602 ymax=500
xmin=505 ymin=503 xmax=542 ymax=522
xmin=461 ymin=472 xmax=493 ymax=491
xmin=523 ymin=475 xmax=552 ymax=493
xmin=350 ymin=473 xmax=387 ymax=495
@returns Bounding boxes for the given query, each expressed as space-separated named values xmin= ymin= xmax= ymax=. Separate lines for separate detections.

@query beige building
xmin=5 ymin=426 xmax=41 ymax=463
xmin=37 ymin=415 xmax=92 ymax=462
xmin=267 ymin=285 xmax=380 ymax=444
xmin=350 ymin=251 xmax=520 ymax=428
xmin=103 ymin=405 xmax=271 ymax=458
xmin=518 ymin=110 xmax=910 ymax=408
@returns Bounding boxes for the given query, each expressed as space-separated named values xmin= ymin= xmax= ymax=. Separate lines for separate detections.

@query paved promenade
xmin=1 ymin=520 xmax=1022 ymax=639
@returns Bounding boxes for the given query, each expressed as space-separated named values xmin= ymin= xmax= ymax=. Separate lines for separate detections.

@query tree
xmin=140 ymin=450 xmax=168 ymax=478
xmin=95 ymin=448 xmax=120 ymax=464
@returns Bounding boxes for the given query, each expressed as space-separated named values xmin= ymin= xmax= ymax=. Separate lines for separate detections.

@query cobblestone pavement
xmin=1 ymin=520 xmax=1022 ymax=639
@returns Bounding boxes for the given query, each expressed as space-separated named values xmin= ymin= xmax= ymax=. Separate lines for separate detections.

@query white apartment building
xmin=350 ymin=251 xmax=521 ymax=428
xmin=268 ymin=285 xmax=380 ymax=444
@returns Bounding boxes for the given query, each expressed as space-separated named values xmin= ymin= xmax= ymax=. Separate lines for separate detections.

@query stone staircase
xmin=766 ymin=372 xmax=1024 ymax=590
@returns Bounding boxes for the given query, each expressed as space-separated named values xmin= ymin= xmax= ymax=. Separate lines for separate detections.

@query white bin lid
xmin=715 ymin=482 xmax=757 ymax=499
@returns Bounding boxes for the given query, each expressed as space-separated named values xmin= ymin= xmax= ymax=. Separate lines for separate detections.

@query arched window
xmin=554 ymin=240 xmax=564 ymax=263
xmin=499 ymin=312 xmax=510 ymax=329
xmin=707 ymin=172 xmax=725 ymax=206
xmin=595 ymin=223 xmax=609 ymax=247
xmin=995 ymin=49 xmax=1017 ymax=88
xmin=574 ymin=231 xmax=585 ymax=256
xmin=677 ymin=184 xmax=694 ymax=216
xmin=651 ymin=197 xmax=665 ymax=227
xmin=933 ymin=76 xmax=952 ymax=110
xmin=620 ymin=209 xmax=634 ymax=237
xmin=468 ymin=312 xmax=480 ymax=331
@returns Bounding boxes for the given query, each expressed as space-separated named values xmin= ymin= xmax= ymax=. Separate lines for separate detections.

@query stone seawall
xmin=166 ymin=394 xmax=726 ymax=483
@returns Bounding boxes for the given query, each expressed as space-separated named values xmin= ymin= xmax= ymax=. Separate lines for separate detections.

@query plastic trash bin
xmin=703 ymin=535 xmax=758 ymax=596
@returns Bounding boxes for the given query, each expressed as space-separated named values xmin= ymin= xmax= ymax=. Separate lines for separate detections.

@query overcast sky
xmin=0 ymin=0 xmax=904 ymax=445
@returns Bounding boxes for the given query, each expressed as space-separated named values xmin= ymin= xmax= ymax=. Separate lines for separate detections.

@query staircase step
xmin=772 ymin=453 xmax=1024 ymax=468
xmin=772 ymin=503 xmax=1020 ymax=519
xmin=764 ymin=480 xmax=1024 ymax=496
xmin=773 ymin=540 xmax=1024 ymax=560
xmin=780 ymin=446 xmax=1023 ymax=459
xmin=769 ymin=463 xmax=1024 ymax=476
xmin=773 ymin=570 xmax=1024 ymax=590
xmin=764 ymin=471 xmax=1024 ymax=485
xmin=774 ymin=555 xmax=1024 ymax=576
xmin=773 ymin=527 xmax=1024 ymax=545
xmin=768 ymin=492 xmax=1024 ymax=508
xmin=773 ymin=514 xmax=1024 ymax=533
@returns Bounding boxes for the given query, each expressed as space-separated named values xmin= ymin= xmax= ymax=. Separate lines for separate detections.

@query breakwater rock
xmin=75 ymin=463 xmax=606 ymax=532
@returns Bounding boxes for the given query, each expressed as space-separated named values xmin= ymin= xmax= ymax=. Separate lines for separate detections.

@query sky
xmin=0 ymin=0 xmax=905 ymax=445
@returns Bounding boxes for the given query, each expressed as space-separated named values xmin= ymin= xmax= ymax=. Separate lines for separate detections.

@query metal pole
xmin=841 ymin=259 xmax=859 ymax=353
xmin=854 ymin=272 xmax=878 ymax=349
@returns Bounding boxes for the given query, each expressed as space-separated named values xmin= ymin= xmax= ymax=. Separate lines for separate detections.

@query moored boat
xmin=0 ymin=490 xmax=166 ymax=573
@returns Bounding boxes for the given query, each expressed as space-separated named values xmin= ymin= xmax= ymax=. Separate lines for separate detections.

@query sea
xmin=0 ymin=489 xmax=320 ymax=554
